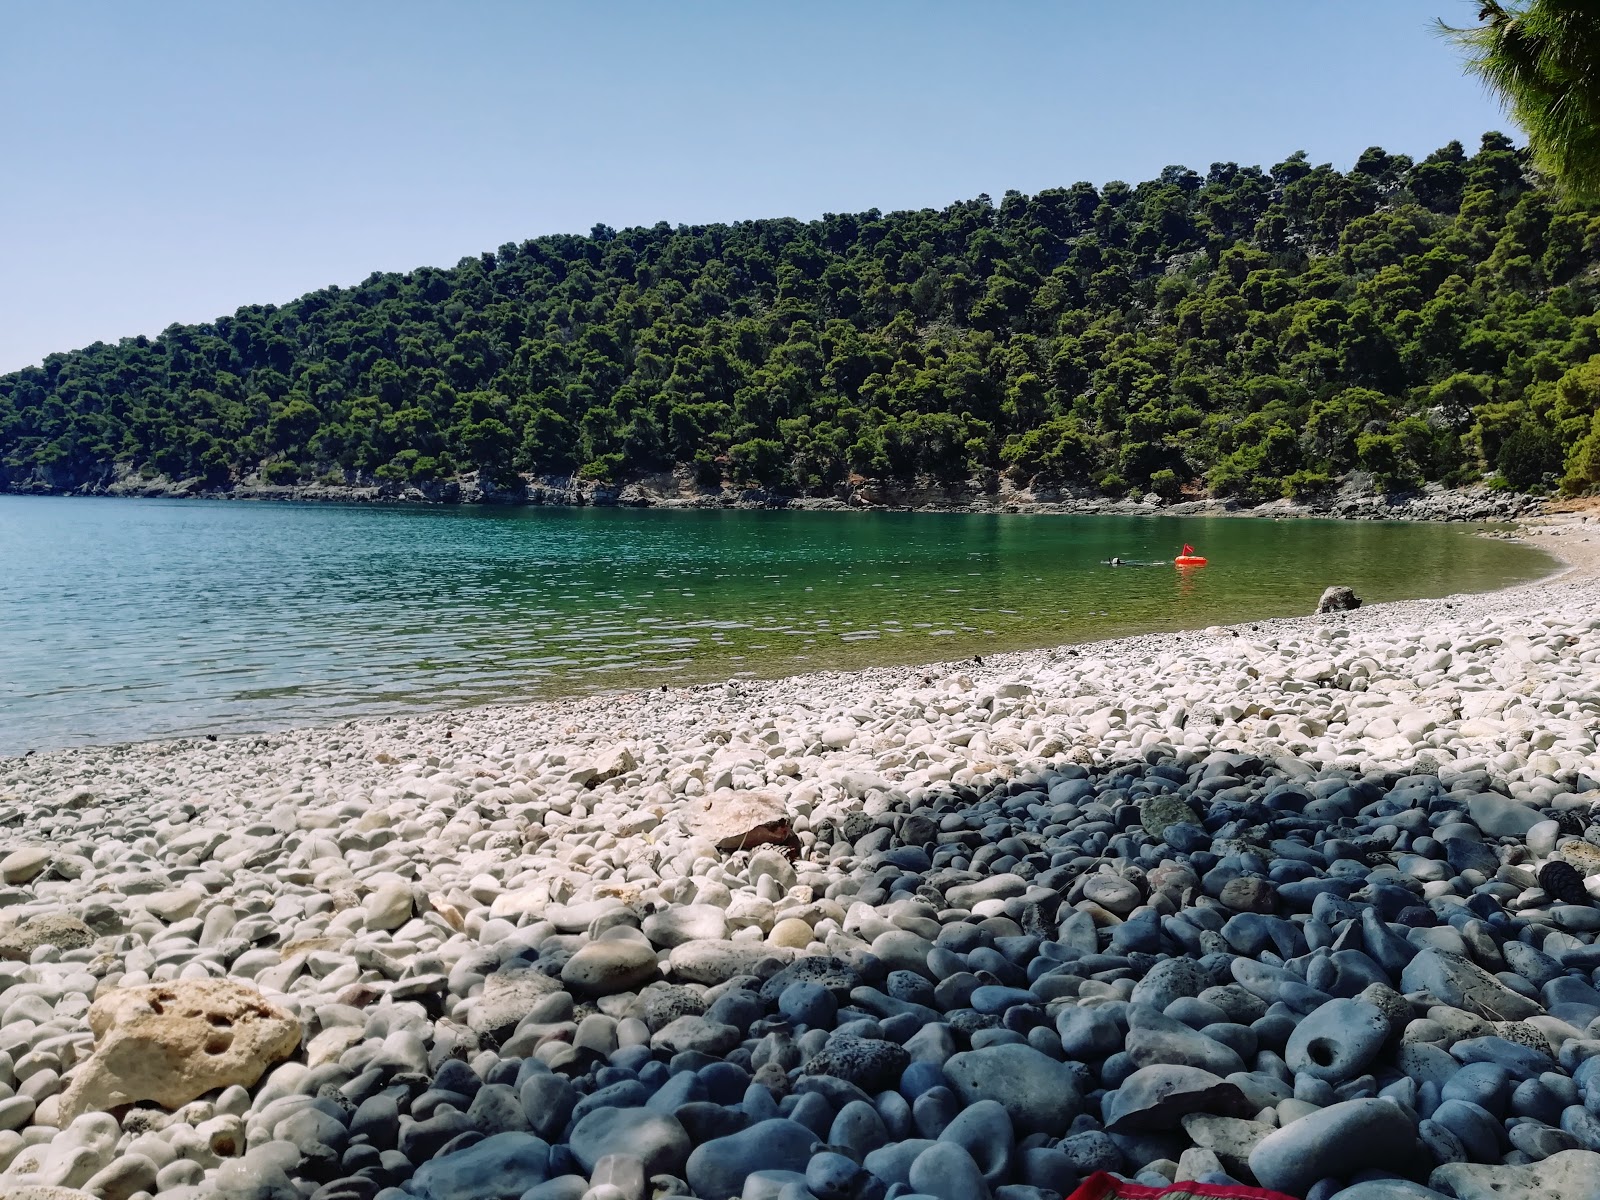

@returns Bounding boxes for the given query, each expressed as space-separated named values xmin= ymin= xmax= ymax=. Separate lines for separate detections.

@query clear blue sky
xmin=0 ymin=1 xmax=1512 ymax=375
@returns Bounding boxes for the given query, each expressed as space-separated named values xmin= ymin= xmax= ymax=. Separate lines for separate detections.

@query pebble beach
xmin=1 ymin=513 xmax=1599 ymax=1200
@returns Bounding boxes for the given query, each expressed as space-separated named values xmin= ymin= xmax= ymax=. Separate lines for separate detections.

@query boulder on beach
xmin=1316 ymin=585 xmax=1363 ymax=613
xmin=689 ymin=788 xmax=795 ymax=852
xmin=57 ymin=979 xmax=301 ymax=1120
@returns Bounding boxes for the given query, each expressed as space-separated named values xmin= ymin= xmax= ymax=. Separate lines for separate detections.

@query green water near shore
xmin=0 ymin=496 xmax=1556 ymax=755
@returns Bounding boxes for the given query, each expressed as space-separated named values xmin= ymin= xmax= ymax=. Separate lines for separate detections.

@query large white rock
xmin=689 ymin=789 xmax=792 ymax=852
xmin=642 ymin=905 xmax=728 ymax=948
xmin=0 ymin=848 xmax=52 ymax=885
xmin=57 ymin=979 xmax=300 ymax=1120
xmin=364 ymin=881 xmax=414 ymax=931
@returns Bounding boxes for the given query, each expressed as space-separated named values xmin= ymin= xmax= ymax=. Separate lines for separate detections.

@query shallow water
xmin=0 ymin=496 xmax=1556 ymax=754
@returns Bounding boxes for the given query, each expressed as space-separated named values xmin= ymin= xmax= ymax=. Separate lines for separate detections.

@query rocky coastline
xmin=3 ymin=464 xmax=1545 ymax=525
xmin=0 ymin=517 xmax=1596 ymax=1200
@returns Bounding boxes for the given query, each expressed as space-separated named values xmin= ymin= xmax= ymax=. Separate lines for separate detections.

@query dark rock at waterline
xmin=1316 ymin=585 xmax=1363 ymax=613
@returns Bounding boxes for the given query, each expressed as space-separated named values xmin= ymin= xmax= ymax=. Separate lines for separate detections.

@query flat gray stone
xmin=1468 ymin=794 xmax=1544 ymax=837
xmin=1429 ymin=1149 xmax=1600 ymax=1200
xmin=1179 ymin=1113 xmax=1274 ymax=1178
xmin=669 ymin=939 xmax=789 ymax=985
xmin=1400 ymin=950 xmax=1542 ymax=1021
xmin=1103 ymin=1065 xmax=1252 ymax=1133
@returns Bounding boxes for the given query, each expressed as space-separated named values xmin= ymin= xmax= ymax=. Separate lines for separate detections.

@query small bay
xmin=0 ymin=495 xmax=1555 ymax=755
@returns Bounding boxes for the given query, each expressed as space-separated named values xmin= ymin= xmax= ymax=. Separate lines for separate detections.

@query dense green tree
xmin=7 ymin=134 xmax=1600 ymax=503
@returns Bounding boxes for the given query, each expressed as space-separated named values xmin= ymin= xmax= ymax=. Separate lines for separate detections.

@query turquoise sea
xmin=0 ymin=496 xmax=1556 ymax=755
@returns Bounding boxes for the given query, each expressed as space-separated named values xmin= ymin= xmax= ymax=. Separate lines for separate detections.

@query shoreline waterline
xmin=0 ymin=509 xmax=1585 ymax=766
xmin=0 ymin=497 xmax=1568 ymax=759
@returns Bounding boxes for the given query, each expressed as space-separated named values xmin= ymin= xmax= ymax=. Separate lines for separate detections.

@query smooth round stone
xmin=650 ymin=1015 xmax=741 ymax=1057
xmin=1420 ymin=1116 xmax=1468 ymax=1165
xmin=1442 ymin=1063 xmax=1512 ymax=1118
xmin=350 ymin=1094 xmax=406 ymax=1152
xmin=913 ymin=1086 xmax=961 ymax=1140
xmin=1249 ymin=1099 xmax=1418 ymax=1195
xmin=1512 ymin=1078 xmax=1567 ymax=1125
xmin=863 ymin=1139 xmax=936 ymax=1187
xmin=1286 ymin=999 xmax=1389 ymax=1084
xmin=560 ymin=939 xmax=658 ymax=997
xmin=1399 ymin=951 xmax=1542 ymax=1021
xmin=874 ymin=1089 xmax=911 ymax=1142
xmin=670 ymin=940 xmax=789 ymax=985
xmin=1201 ymin=1022 xmax=1256 ymax=1062
xmin=1056 ymin=1007 xmax=1124 ymax=1060
xmin=641 ymin=905 xmax=728 ymax=948
xmin=407 ymin=1132 xmax=550 ymax=1200
xmin=741 ymin=1170 xmax=807 ymax=1200
xmin=1452 ymin=1035 xmax=1557 ymax=1079
xmin=870 ymin=931 xmax=937 ymax=980
xmin=899 ymin=1061 xmax=946 ymax=1102
xmin=937 ymin=1099 xmax=1012 ymax=1185
xmin=685 ymin=1119 xmax=817 ymax=1200
xmin=1124 ymin=1019 xmax=1244 ymax=1077
xmin=828 ymin=1100 xmax=887 ymax=1160
xmin=778 ymin=983 xmax=837 ymax=1029
xmin=1430 ymin=1099 xmax=1502 ymax=1162
xmin=969 ymin=1028 xmax=1026 ymax=1050
xmin=1509 ymin=1121 xmax=1581 ymax=1160
xmin=567 ymin=1108 xmax=689 ymax=1178
xmin=769 ymin=919 xmax=814 ymax=949
xmin=364 ymin=880 xmax=414 ymax=931
xmin=1327 ymin=1183 xmax=1453 ymax=1200
xmin=1166 ymin=997 xmax=1230 ymax=1029
xmin=970 ymin=986 xmax=1036 ymax=1016
xmin=0 ymin=1097 xmax=36 ymax=1132
xmin=806 ymin=1150 xmax=867 ymax=1200
xmin=0 ymin=848 xmax=52 ymax=885
xmin=517 ymin=1180 xmax=589 ymax=1200
xmin=942 ymin=1043 xmax=1082 ymax=1135
xmin=521 ymin=1075 xmax=575 ymax=1141
xmin=787 ymin=1091 xmax=834 ymax=1139
xmin=908 ymin=1142 xmax=992 ymax=1200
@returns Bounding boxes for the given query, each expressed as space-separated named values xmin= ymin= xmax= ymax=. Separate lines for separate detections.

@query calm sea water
xmin=0 ymin=496 xmax=1555 ymax=755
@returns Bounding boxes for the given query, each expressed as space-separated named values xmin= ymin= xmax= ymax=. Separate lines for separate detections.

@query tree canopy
xmin=1443 ymin=1 xmax=1600 ymax=201
xmin=8 ymin=133 xmax=1600 ymax=503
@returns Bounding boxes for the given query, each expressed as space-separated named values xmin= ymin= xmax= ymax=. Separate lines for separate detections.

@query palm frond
xmin=1439 ymin=0 xmax=1600 ymax=200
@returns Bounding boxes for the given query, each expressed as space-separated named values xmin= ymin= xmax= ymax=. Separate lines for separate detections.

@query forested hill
xmin=8 ymin=132 xmax=1600 ymax=504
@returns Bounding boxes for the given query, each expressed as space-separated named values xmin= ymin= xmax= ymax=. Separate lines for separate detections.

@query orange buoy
xmin=1174 ymin=543 xmax=1207 ymax=567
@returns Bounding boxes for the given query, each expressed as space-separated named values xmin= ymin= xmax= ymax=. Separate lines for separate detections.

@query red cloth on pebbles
xmin=1067 ymin=1172 xmax=1297 ymax=1200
